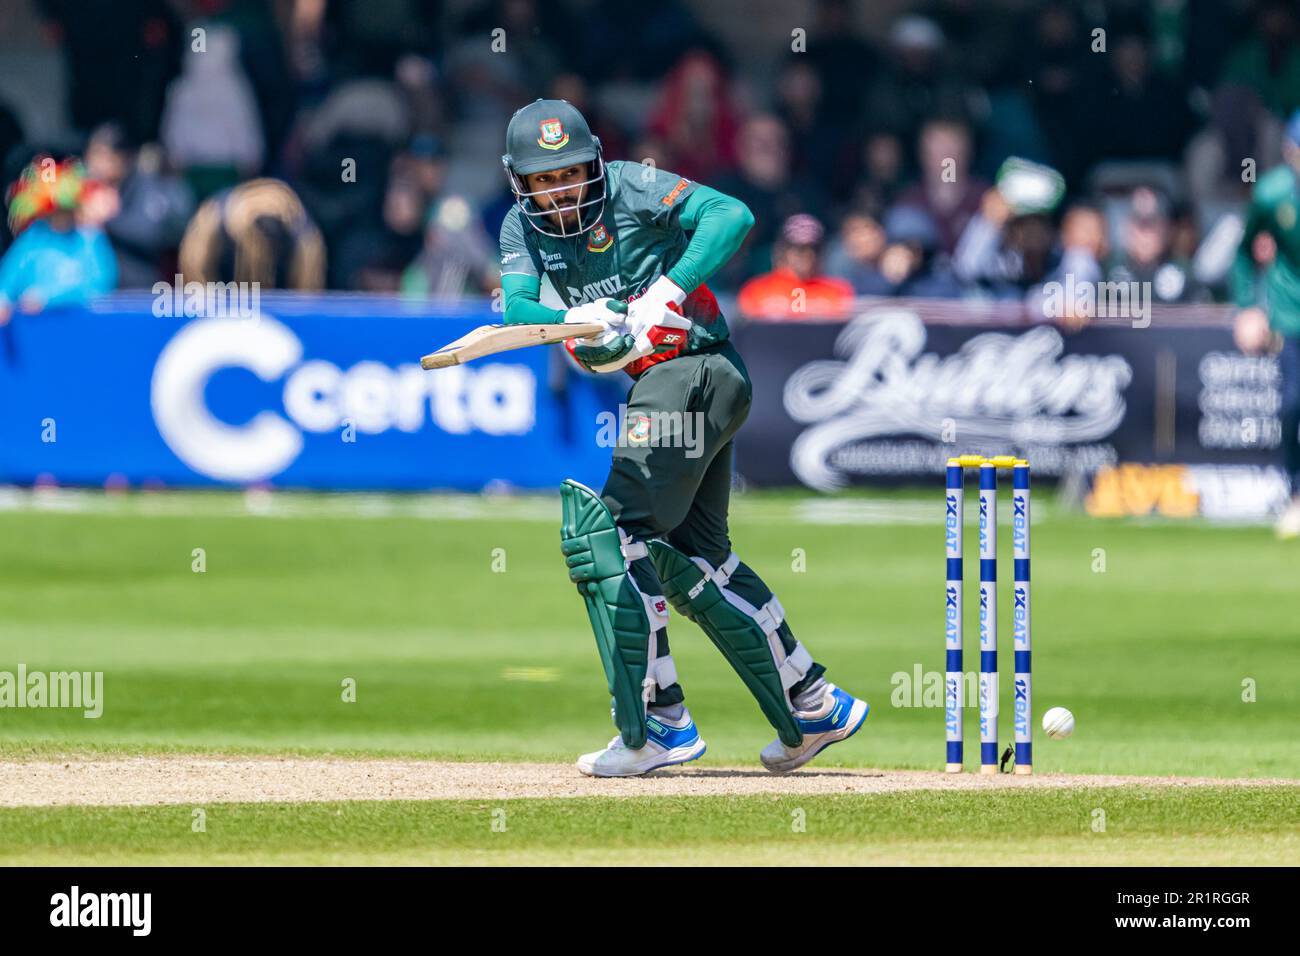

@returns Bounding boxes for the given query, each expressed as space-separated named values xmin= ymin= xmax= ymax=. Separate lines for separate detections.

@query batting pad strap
xmin=690 ymin=552 xmax=741 ymax=589
xmin=649 ymin=539 xmax=804 ymax=748
xmin=776 ymin=641 xmax=813 ymax=692
xmin=619 ymin=528 xmax=648 ymax=562
xmin=752 ymin=595 xmax=785 ymax=637
xmin=644 ymin=654 xmax=678 ymax=702
xmin=632 ymin=579 xmax=671 ymax=703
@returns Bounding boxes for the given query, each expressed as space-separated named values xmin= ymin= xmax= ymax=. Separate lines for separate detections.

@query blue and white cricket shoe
xmin=576 ymin=708 xmax=707 ymax=777
xmin=760 ymin=684 xmax=869 ymax=773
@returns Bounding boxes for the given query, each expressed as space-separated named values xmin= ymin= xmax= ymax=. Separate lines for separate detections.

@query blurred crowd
xmin=2 ymin=0 xmax=1299 ymax=322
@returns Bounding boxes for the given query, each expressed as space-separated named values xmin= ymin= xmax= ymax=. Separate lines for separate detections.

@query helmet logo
xmin=587 ymin=222 xmax=613 ymax=252
xmin=538 ymin=119 xmax=569 ymax=150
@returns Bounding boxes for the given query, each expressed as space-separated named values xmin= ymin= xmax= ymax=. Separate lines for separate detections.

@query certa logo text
xmin=150 ymin=316 xmax=536 ymax=482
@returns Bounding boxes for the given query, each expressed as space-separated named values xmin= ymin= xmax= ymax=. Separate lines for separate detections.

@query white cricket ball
xmin=1042 ymin=706 xmax=1075 ymax=739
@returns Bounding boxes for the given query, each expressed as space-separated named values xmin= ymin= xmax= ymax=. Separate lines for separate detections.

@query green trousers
xmin=600 ymin=340 xmax=824 ymax=707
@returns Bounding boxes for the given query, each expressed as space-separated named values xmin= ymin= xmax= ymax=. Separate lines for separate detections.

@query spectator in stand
xmin=713 ymin=115 xmax=827 ymax=290
xmin=335 ymin=165 xmax=428 ymax=291
xmin=1030 ymin=203 xmax=1107 ymax=326
xmin=393 ymin=52 xmax=447 ymax=140
xmin=178 ymin=178 xmax=324 ymax=288
xmin=954 ymin=175 xmax=1060 ymax=299
xmin=1049 ymin=203 xmax=1108 ymax=287
xmin=287 ymin=76 xmax=410 ymax=287
xmin=865 ymin=16 xmax=968 ymax=153
xmin=805 ymin=0 xmax=879 ymax=121
xmin=398 ymin=133 xmax=449 ymax=206
xmin=647 ymin=50 xmax=741 ymax=184
xmin=1185 ymin=84 xmax=1285 ymax=211
xmin=737 ymin=214 xmax=854 ymax=320
xmin=567 ymin=0 xmax=717 ymax=84
xmin=34 ymin=0 xmax=182 ymax=144
xmin=1021 ymin=2 xmax=1097 ymax=188
xmin=825 ymin=207 xmax=892 ymax=295
xmin=447 ymin=0 xmax=562 ymax=123
xmin=878 ymin=205 xmax=963 ymax=298
xmin=924 ymin=0 xmax=1018 ymax=90
xmin=1106 ymin=187 xmax=1196 ymax=304
xmin=1219 ymin=0 xmax=1300 ymax=118
xmin=1078 ymin=26 xmax=1194 ymax=168
xmin=401 ymin=195 xmax=498 ymax=299
xmin=0 ymin=157 xmax=117 ymax=326
xmin=315 ymin=0 xmax=444 ymax=81
xmin=838 ymin=128 xmax=909 ymax=213
xmin=202 ymin=0 xmax=296 ymax=167
xmin=976 ymin=86 xmax=1052 ymax=184
xmin=1168 ymin=203 xmax=1208 ymax=301
xmin=160 ymin=25 xmax=264 ymax=201
xmin=892 ymin=117 xmax=988 ymax=255
xmin=334 ymin=135 xmax=454 ymax=292
xmin=83 ymin=123 xmax=195 ymax=288
xmin=775 ymin=57 xmax=845 ymax=188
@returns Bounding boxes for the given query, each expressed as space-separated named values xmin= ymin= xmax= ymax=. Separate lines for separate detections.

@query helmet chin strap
xmin=552 ymin=195 xmax=599 ymax=237
xmin=544 ymin=199 xmax=584 ymax=237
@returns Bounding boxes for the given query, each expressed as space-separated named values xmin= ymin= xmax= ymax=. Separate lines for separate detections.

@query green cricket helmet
xmin=502 ymin=98 xmax=606 ymax=238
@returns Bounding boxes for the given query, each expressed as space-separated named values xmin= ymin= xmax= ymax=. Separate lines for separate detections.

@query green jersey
xmin=1233 ymin=164 xmax=1300 ymax=338
xmin=499 ymin=160 xmax=744 ymax=375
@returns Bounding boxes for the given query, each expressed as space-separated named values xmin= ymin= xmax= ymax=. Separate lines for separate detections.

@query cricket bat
xmin=419 ymin=322 xmax=605 ymax=370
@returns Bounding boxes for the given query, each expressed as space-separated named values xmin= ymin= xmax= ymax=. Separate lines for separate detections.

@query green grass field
xmin=1 ymin=788 xmax=1294 ymax=866
xmin=0 ymin=488 xmax=1296 ymax=865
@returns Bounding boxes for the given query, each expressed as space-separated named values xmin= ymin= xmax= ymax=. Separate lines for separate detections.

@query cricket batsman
xmin=498 ymin=99 xmax=869 ymax=776
xmin=1233 ymin=110 xmax=1300 ymax=538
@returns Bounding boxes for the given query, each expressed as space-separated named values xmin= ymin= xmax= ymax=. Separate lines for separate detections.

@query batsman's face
xmin=522 ymin=165 xmax=588 ymax=227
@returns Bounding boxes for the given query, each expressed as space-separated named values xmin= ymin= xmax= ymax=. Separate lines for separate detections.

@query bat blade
xmin=420 ymin=322 xmax=607 ymax=370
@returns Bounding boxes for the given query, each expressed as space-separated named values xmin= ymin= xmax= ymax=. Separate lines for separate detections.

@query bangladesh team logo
xmin=538 ymin=119 xmax=569 ymax=150
xmin=587 ymin=222 xmax=613 ymax=252
xmin=627 ymin=415 xmax=652 ymax=444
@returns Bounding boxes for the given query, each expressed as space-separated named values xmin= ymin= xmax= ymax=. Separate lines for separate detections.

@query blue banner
xmin=0 ymin=294 xmax=622 ymax=490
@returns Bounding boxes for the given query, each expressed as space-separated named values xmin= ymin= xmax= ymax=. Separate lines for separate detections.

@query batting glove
xmin=564 ymin=299 xmax=634 ymax=373
xmin=601 ymin=277 xmax=692 ymax=371
xmin=625 ymin=276 xmax=687 ymax=333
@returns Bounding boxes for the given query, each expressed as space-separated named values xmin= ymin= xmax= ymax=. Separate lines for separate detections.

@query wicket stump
xmin=945 ymin=455 xmax=1032 ymax=775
